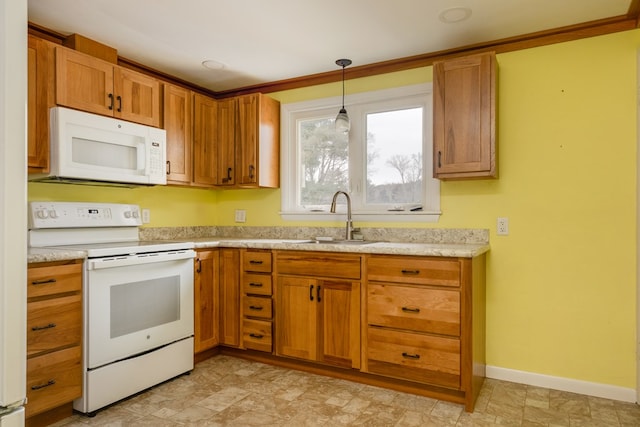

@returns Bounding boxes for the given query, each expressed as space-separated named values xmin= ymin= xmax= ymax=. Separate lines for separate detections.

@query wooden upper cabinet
xmin=55 ymin=46 xmax=160 ymax=127
xmin=163 ymin=84 xmax=193 ymax=184
xmin=217 ymin=98 xmax=237 ymax=186
xmin=433 ymin=52 xmax=497 ymax=180
xmin=236 ymin=93 xmax=280 ymax=188
xmin=27 ymin=35 xmax=54 ymax=173
xmin=193 ymin=93 xmax=218 ymax=186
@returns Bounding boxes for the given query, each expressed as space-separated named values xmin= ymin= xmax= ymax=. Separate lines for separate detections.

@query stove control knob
xmin=48 ymin=210 xmax=58 ymax=219
xmin=35 ymin=210 xmax=48 ymax=219
xmin=124 ymin=211 xmax=132 ymax=219
xmin=132 ymin=210 xmax=139 ymax=219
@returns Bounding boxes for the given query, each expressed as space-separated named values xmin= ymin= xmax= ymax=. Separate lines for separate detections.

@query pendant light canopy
xmin=335 ymin=58 xmax=352 ymax=133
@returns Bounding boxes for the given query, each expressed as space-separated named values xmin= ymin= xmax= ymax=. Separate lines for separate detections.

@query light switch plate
xmin=235 ymin=209 xmax=246 ymax=223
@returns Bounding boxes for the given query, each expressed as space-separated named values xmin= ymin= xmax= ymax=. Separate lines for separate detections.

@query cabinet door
xmin=194 ymin=250 xmax=219 ymax=353
xmin=114 ymin=67 xmax=161 ymax=127
xmin=219 ymin=248 xmax=241 ymax=347
xmin=193 ymin=93 xmax=218 ymax=186
xmin=276 ymin=276 xmax=317 ymax=361
xmin=163 ymin=84 xmax=193 ymax=184
xmin=55 ymin=47 xmax=114 ymax=116
xmin=433 ymin=52 xmax=496 ymax=179
xmin=27 ymin=35 xmax=52 ymax=173
xmin=216 ymin=98 xmax=237 ymax=186
xmin=236 ymin=94 xmax=280 ymax=188
xmin=318 ymin=279 xmax=360 ymax=369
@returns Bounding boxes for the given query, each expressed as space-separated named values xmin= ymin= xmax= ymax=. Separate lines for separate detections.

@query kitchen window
xmin=281 ymin=83 xmax=440 ymax=222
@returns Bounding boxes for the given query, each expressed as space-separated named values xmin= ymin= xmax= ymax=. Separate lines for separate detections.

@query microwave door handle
xmin=139 ymin=140 xmax=148 ymax=175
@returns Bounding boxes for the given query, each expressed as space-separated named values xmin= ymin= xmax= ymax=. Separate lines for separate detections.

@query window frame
xmin=280 ymin=83 xmax=441 ymax=222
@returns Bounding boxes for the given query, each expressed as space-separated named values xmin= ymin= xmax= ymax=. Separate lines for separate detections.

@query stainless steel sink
xmin=293 ymin=239 xmax=378 ymax=245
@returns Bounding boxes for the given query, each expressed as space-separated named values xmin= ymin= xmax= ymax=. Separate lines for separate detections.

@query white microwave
xmin=30 ymin=106 xmax=167 ymax=186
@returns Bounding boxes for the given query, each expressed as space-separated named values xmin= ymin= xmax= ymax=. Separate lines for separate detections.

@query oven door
xmin=85 ymin=249 xmax=195 ymax=369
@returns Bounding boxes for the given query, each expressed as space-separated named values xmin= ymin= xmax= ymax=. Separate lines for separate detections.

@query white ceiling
xmin=28 ymin=0 xmax=632 ymax=92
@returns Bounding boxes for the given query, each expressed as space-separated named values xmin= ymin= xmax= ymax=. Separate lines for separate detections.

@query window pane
xmin=299 ymin=117 xmax=349 ymax=208
xmin=366 ymin=107 xmax=423 ymax=205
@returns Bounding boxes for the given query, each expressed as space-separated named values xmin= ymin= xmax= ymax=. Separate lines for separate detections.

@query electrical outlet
xmin=497 ymin=217 xmax=509 ymax=235
xmin=142 ymin=209 xmax=150 ymax=224
xmin=235 ymin=209 xmax=246 ymax=223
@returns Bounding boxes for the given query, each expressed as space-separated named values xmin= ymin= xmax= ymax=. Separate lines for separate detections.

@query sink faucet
xmin=330 ymin=191 xmax=354 ymax=240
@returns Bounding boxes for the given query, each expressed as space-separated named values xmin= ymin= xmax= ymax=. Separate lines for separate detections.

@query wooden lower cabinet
xmin=26 ymin=260 xmax=83 ymax=425
xmin=219 ymin=248 xmax=241 ymax=347
xmin=194 ymin=249 xmax=219 ymax=353
xmin=363 ymin=254 xmax=486 ymax=412
xmin=241 ymin=249 xmax=274 ymax=352
xmin=275 ymin=251 xmax=361 ymax=369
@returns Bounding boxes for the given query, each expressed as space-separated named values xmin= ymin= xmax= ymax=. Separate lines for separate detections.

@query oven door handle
xmin=86 ymin=250 xmax=196 ymax=270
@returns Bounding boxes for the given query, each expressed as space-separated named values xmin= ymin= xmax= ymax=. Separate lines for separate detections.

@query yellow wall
xmin=28 ymin=29 xmax=639 ymax=389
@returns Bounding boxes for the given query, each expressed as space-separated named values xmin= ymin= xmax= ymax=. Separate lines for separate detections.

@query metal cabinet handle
xmin=309 ymin=284 xmax=314 ymax=301
xmin=249 ymin=260 xmax=263 ymax=265
xmin=317 ymin=285 xmax=321 ymax=302
xmin=249 ymin=305 xmax=264 ymax=311
xmin=438 ymin=151 xmax=442 ymax=168
xmin=249 ymin=333 xmax=264 ymax=339
xmin=401 ymin=269 xmax=420 ymax=275
xmin=196 ymin=258 xmax=202 ymax=273
xmin=31 ymin=278 xmax=56 ymax=285
xmin=249 ymin=282 xmax=263 ymax=287
xmin=31 ymin=323 xmax=56 ymax=331
xmin=166 ymin=161 xmax=171 ymax=175
xmin=108 ymin=93 xmax=114 ymax=110
xmin=401 ymin=307 xmax=420 ymax=313
xmin=402 ymin=352 xmax=420 ymax=360
xmin=222 ymin=167 xmax=233 ymax=183
xmin=117 ymin=95 xmax=122 ymax=112
xmin=31 ymin=379 xmax=56 ymax=390
xmin=249 ymin=165 xmax=255 ymax=180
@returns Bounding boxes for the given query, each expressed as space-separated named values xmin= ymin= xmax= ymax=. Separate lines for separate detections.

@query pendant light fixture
xmin=335 ymin=58 xmax=352 ymax=133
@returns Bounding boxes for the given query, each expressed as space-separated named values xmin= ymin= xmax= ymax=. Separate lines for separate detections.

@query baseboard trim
xmin=486 ymin=365 xmax=636 ymax=403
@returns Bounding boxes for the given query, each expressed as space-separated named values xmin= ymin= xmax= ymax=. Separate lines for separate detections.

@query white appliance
xmin=28 ymin=202 xmax=195 ymax=416
xmin=29 ymin=107 xmax=167 ymax=186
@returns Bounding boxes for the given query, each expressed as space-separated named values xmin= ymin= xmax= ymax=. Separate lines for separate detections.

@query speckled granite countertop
xmin=28 ymin=226 xmax=490 ymax=263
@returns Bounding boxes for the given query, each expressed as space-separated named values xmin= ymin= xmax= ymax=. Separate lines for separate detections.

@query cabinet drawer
xmin=27 ymin=262 xmax=82 ymax=298
xmin=242 ymin=273 xmax=273 ymax=295
xmin=27 ymin=293 xmax=82 ymax=357
xmin=366 ymin=327 xmax=460 ymax=389
xmin=26 ymin=346 xmax=82 ymax=418
xmin=368 ymin=284 xmax=460 ymax=336
xmin=243 ymin=251 xmax=272 ymax=273
xmin=276 ymin=251 xmax=361 ymax=279
xmin=243 ymin=318 xmax=272 ymax=352
xmin=243 ymin=295 xmax=272 ymax=319
xmin=367 ymin=255 xmax=460 ymax=287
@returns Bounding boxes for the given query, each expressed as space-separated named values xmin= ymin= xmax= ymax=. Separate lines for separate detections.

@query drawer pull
xmin=249 ymin=260 xmax=264 ymax=265
xmin=31 ymin=278 xmax=57 ymax=285
xmin=249 ymin=305 xmax=264 ymax=311
xmin=402 ymin=352 xmax=421 ymax=360
xmin=249 ymin=333 xmax=264 ymax=339
xmin=401 ymin=307 xmax=420 ymax=313
xmin=31 ymin=323 xmax=57 ymax=331
xmin=249 ymin=282 xmax=263 ymax=288
xmin=31 ymin=379 xmax=56 ymax=390
xmin=401 ymin=269 xmax=420 ymax=275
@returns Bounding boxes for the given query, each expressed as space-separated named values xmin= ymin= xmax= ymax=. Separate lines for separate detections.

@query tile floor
xmin=50 ymin=355 xmax=639 ymax=426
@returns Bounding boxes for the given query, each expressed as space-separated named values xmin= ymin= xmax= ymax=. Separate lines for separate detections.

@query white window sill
xmin=280 ymin=211 xmax=442 ymax=223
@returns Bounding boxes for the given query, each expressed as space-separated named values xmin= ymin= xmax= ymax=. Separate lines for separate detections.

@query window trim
xmin=280 ymin=83 xmax=441 ymax=222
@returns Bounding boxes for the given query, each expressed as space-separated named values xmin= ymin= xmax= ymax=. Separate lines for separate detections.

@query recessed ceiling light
xmin=439 ymin=7 xmax=472 ymax=24
xmin=201 ymin=60 xmax=225 ymax=70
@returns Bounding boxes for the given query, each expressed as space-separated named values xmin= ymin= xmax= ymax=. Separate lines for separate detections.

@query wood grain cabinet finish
xmin=163 ymin=83 xmax=193 ymax=184
xmin=241 ymin=250 xmax=273 ymax=352
xmin=275 ymin=251 xmax=361 ymax=369
xmin=433 ymin=52 xmax=497 ymax=180
xmin=55 ymin=46 xmax=161 ymax=127
xmin=192 ymin=93 xmax=219 ymax=187
xmin=219 ymin=248 xmax=241 ymax=347
xmin=27 ymin=35 xmax=54 ymax=173
xmin=364 ymin=254 xmax=486 ymax=412
xmin=26 ymin=261 xmax=82 ymax=421
xmin=194 ymin=249 xmax=220 ymax=354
